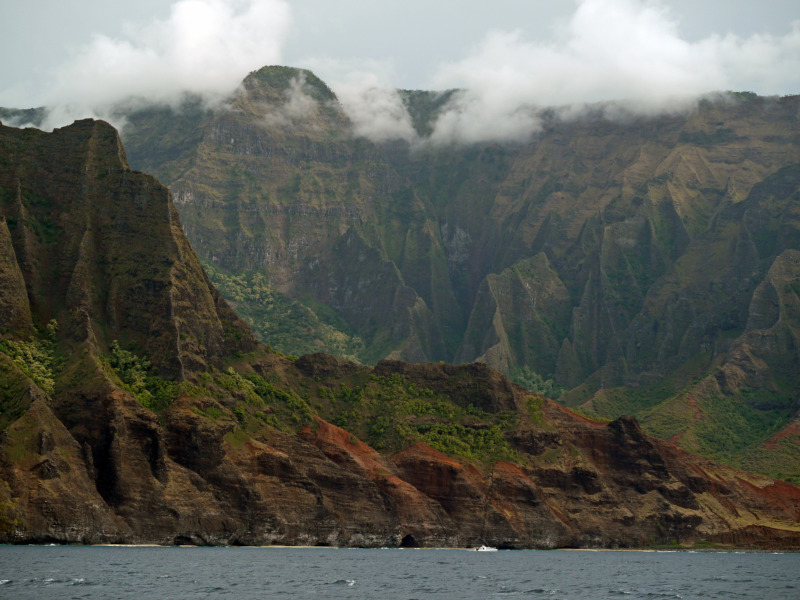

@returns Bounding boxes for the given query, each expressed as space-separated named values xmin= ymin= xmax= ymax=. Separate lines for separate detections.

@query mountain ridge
xmin=110 ymin=67 xmax=800 ymax=482
xmin=3 ymin=67 xmax=800 ymax=483
xmin=0 ymin=118 xmax=799 ymax=548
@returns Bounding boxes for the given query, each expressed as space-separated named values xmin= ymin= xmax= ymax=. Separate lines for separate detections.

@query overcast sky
xmin=1 ymin=0 xmax=799 ymax=140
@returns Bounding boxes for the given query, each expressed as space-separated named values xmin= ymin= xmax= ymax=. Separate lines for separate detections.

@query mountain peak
xmin=242 ymin=65 xmax=337 ymax=104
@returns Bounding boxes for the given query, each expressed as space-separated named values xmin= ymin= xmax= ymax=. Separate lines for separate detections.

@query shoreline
xmin=0 ymin=543 xmax=791 ymax=553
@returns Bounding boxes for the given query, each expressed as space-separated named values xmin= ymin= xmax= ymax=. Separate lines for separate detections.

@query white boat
xmin=474 ymin=544 xmax=498 ymax=552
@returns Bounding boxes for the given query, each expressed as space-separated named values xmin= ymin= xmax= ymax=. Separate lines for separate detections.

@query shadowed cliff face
xmin=1 ymin=119 xmax=799 ymax=549
xmin=111 ymin=71 xmax=800 ymax=482
xmin=0 ymin=119 xmax=257 ymax=379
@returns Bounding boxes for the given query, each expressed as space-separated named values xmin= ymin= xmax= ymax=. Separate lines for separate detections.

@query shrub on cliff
xmin=108 ymin=340 xmax=178 ymax=412
xmin=0 ymin=319 xmax=59 ymax=395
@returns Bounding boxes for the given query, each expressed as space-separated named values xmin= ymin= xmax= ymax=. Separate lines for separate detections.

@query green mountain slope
xmin=4 ymin=119 xmax=800 ymax=548
xmin=122 ymin=67 xmax=458 ymax=364
xmin=110 ymin=69 xmax=800 ymax=481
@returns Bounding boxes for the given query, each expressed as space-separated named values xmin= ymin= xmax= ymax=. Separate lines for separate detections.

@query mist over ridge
xmin=1 ymin=0 xmax=799 ymax=145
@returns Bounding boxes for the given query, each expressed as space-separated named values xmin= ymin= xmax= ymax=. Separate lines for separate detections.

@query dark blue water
xmin=0 ymin=546 xmax=796 ymax=599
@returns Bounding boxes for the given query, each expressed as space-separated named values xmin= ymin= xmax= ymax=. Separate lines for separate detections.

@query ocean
xmin=0 ymin=545 xmax=795 ymax=599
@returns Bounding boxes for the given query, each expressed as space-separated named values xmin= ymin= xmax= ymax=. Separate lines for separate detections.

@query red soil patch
xmin=764 ymin=419 xmax=800 ymax=450
xmin=303 ymin=417 xmax=388 ymax=474
xmin=683 ymin=393 xmax=702 ymax=421
xmin=551 ymin=402 xmax=604 ymax=426
xmin=493 ymin=460 xmax=526 ymax=478
xmin=734 ymin=476 xmax=800 ymax=518
xmin=393 ymin=441 xmax=463 ymax=469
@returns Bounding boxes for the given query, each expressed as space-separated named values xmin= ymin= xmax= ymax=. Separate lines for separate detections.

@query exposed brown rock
xmin=0 ymin=119 xmax=798 ymax=550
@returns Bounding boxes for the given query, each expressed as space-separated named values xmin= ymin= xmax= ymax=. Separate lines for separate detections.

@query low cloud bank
xmin=261 ymin=74 xmax=320 ymax=129
xmin=333 ymin=72 xmax=417 ymax=143
xmin=25 ymin=0 xmax=291 ymax=130
xmin=335 ymin=0 xmax=800 ymax=145
xmin=4 ymin=0 xmax=799 ymax=143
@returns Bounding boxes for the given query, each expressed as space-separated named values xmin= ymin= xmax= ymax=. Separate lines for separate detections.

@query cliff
xmin=0 ymin=119 xmax=799 ymax=548
xmin=110 ymin=71 xmax=800 ymax=483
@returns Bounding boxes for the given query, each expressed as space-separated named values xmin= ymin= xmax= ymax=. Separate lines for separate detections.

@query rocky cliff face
xmin=134 ymin=66 xmax=454 ymax=365
xmin=0 ymin=118 xmax=799 ymax=548
xmin=111 ymin=73 xmax=800 ymax=482
xmin=0 ymin=119 xmax=257 ymax=378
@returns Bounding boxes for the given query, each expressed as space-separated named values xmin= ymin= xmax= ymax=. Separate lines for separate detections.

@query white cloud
xmin=261 ymin=73 xmax=320 ymax=128
xmin=427 ymin=85 xmax=543 ymax=145
xmin=9 ymin=0 xmax=800 ymax=142
xmin=699 ymin=23 xmax=800 ymax=94
xmin=330 ymin=72 xmax=417 ymax=143
xmin=37 ymin=0 xmax=291 ymax=129
xmin=425 ymin=0 xmax=800 ymax=144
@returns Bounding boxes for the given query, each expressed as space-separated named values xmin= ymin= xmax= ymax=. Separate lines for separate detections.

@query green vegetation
xmin=637 ymin=388 xmax=797 ymax=465
xmin=567 ymin=341 xmax=800 ymax=483
xmin=115 ymin=78 xmax=800 ymax=483
xmin=0 ymin=320 xmax=60 ymax=395
xmin=585 ymin=377 xmax=799 ymax=483
xmin=693 ymin=394 xmax=795 ymax=462
xmin=203 ymin=262 xmax=365 ymax=362
xmin=583 ymin=382 xmax=677 ymax=421
xmin=322 ymin=372 xmax=520 ymax=464
xmin=526 ymin=396 xmax=554 ymax=430
xmin=737 ymin=436 xmax=800 ymax=485
xmin=0 ymin=359 xmax=31 ymax=430
xmin=187 ymin=365 xmax=314 ymax=432
xmin=107 ymin=341 xmax=178 ymax=412
xmin=241 ymin=371 xmax=314 ymax=430
xmin=417 ymin=422 xmax=518 ymax=463
xmin=104 ymin=337 xmax=315 ymax=432
xmin=510 ymin=366 xmax=565 ymax=399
